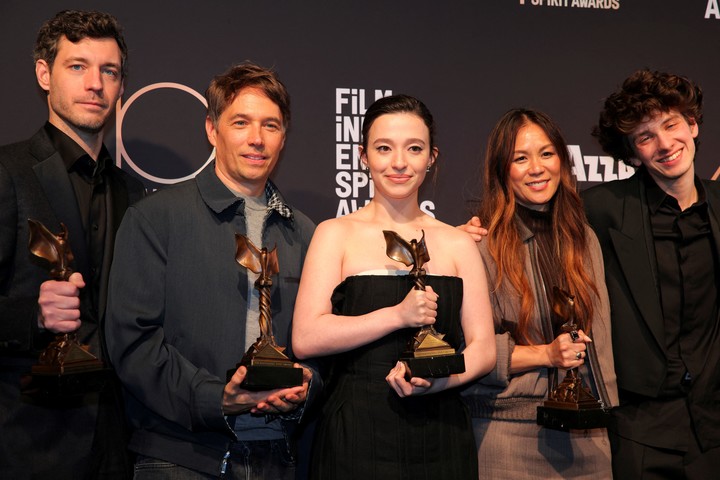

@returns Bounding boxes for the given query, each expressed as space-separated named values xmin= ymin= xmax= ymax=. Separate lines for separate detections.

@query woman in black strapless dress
xmin=292 ymin=95 xmax=496 ymax=479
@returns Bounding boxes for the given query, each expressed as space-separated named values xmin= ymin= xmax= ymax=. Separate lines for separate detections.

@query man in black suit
xmin=583 ymin=70 xmax=720 ymax=479
xmin=0 ymin=10 xmax=144 ymax=479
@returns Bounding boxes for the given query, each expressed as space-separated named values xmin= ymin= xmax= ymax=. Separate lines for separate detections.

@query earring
xmin=426 ymin=164 xmax=432 ymax=173
xmin=363 ymin=165 xmax=371 ymax=179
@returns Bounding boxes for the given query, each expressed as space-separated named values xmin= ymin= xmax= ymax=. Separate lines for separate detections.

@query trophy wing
xmin=28 ymin=218 xmax=61 ymax=265
xmin=416 ymin=230 xmax=430 ymax=265
xmin=235 ymin=234 xmax=262 ymax=274
xmin=552 ymin=286 xmax=576 ymax=325
xmin=265 ymin=246 xmax=280 ymax=276
xmin=382 ymin=230 xmax=414 ymax=267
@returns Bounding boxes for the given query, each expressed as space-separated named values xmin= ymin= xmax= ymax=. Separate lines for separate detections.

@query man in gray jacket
xmin=106 ymin=62 xmax=318 ymax=479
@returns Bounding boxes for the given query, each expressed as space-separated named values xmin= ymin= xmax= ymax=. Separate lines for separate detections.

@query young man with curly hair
xmin=583 ymin=70 xmax=720 ymax=479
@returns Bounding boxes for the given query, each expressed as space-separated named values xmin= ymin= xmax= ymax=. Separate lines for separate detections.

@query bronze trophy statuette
xmin=537 ymin=287 xmax=610 ymax=430
xmin=383 ymin=230 xmax=465 ymax=379
xmin=229 ymin=234 xmax=302 ymax=391
xmin=25 ymin=219 xmax=106 ymax=397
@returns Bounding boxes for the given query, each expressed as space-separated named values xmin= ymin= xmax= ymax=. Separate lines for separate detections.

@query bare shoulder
xmin=425 ymin=218 xmax=477 ymax=250
xmin=313 ymin=212 xmax=374 ymax=244
xmin=310 ymin=217 xmax=348 ymax=248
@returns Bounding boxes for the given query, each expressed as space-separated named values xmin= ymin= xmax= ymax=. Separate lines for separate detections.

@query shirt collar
xmin=43 ymin=122 xmax=110 ymax=178
xmin=265 ymin=180 xmax=293 ymax=220
xmin=197 ymin=161 xmax=294 ymax=221
xmin=641 ymin=167 xmax=707 ymax=214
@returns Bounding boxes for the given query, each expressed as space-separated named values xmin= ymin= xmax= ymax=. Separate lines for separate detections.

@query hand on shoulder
xmin=457 ymin=216 xmax=487 ymax=242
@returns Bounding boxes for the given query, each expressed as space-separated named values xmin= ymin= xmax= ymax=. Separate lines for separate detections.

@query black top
xmin=581 ymin=168 xmax=720 ymax=451
xmin=516 ymin=205 xmax=567 ymax=335
xmin=310 ymin=275 xmax=477 ymax=480
xmin=646 ymin=176 xmax=718 ymax=397
xmin=613 ymin=172 xmax=720 ymax=451
xmin=44 ymin=122 xmax=111 ymax=324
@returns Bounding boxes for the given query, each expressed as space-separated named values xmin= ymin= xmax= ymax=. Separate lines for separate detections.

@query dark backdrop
xmin=2 ymin=0 xmax=719 ymax=226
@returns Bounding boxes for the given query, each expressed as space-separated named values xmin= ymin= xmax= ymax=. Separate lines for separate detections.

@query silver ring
xmin=575 ymin=351 xmax=582 ymax=360
xmin=569 ymin=330 xmax=580 ymax=342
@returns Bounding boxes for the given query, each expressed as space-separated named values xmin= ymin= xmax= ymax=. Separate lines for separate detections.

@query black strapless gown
xmin=310 ymin=275 xmax=477 ymax=479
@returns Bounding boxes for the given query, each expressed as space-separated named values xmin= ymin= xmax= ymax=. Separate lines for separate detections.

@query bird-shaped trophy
xmin=383 ymin=230 xmax=465 ymax=379
xmin=231 ymin=234 xmax=302 ymax=391
xmin=537 ymin=287 xmax=610 ymax=430
xmin=25 ymin=219 xmax=106 ymax=396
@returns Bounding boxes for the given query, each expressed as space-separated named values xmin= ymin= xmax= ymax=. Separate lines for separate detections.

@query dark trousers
xmin=133 ymin=439 xmax=295 ymax=480
xmin=609 ymin=429 xmax=720 ymax=480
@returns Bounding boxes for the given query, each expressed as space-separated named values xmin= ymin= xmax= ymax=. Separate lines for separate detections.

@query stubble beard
xmin=50 ymin=95 xmax=111 ymax=135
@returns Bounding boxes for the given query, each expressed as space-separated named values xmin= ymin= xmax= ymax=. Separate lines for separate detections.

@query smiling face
xmin=508 ymin=122 xmax=562 ymax=211
xmin=359 ymin=112 xmax=437 ymax=201
xmin=36 ymin=35 xmax=124 ymax=139
xmin=206 ymin=87 xmax=286 ymax=197
xmin=628 ymin=109 xmax=698 ymax=189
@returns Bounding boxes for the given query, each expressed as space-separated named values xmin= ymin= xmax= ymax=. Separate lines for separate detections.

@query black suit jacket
xmin=0 ymin=127 xmax=144 ymax=353
xmin=582 ymin=168 xmax=720 ymax=450
xmin=0 ymin=127 xmax=145 ymax=478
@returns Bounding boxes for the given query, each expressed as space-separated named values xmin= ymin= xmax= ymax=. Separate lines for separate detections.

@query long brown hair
xmin=479 ymin=108 xmax=598 ymax=344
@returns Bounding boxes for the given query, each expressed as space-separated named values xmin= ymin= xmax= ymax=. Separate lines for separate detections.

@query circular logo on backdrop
xmin=116 ymin=82 xmax=215 ymax=185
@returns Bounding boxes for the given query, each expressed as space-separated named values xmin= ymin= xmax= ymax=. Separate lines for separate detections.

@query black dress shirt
xmin=615 ymin=172 xmax=719 ymax=451
xmin=44 ymin=122 xmax=110 ymax=327
xmin=646 ymin=174 xmax=718 ymax=398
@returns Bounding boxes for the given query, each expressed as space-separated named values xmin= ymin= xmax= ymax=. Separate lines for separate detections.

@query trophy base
xmin=401 ymin=352 xmax=465 ymax=379
xmin=25 ymin=360 xmax=108 ymax=397
xmin=227 ymin=364 xmax=303 ymax=391
xmin=239 ymin=364 xmax=304 ymax=391
xmin=227 ymin=341 xmax=304 ymax=391
xmin=536 ymin=405 xmax=610 ymax=431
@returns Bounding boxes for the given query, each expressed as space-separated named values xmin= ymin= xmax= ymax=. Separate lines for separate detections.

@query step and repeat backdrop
xmin=1 ymin=0 xmax=719 ymax=226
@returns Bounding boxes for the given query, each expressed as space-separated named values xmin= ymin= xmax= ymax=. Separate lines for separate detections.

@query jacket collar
xmin=196 ymin=161 xmax=294 ymax=222
xmin=609 ymin=169 xmax=665 ymax=348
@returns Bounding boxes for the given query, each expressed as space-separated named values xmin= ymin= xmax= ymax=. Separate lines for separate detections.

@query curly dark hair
xmin=33 ymin=10 xmax=128 ymax=79
xmin=592 ymin=70 xmax=703 ymax=164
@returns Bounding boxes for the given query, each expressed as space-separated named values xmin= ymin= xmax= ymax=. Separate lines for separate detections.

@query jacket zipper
xmin=220 ymin=450 xmax=230 ymax=476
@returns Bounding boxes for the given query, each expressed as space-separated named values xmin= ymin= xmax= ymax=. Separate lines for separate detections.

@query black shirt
xmin=44 ymin=122 xmax=110 ymax=326
xmin=645 ymin=173 xmax=718 ymax=398
xmin=616 ymin=171 xmax=720 ymax=451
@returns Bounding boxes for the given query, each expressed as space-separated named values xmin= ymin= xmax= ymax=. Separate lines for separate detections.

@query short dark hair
xmin=592 ymin=69 xmax=703 ymax=164
xmin=206 ymin=62 xmax=291 ymax=129
xmin=361 ymin=94 xmax=436 ymax=152
xmin=33 ymin=10 xmax=128 ymax=79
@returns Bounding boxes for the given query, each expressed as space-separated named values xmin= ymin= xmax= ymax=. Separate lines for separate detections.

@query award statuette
xmin=230 ymin=235 xmax=303 ymax=391
xmin=25 ymin=219 xmax=106 ymax=397
xmin=383 ymin=230 xmax=465 ymax=379
xmin=537 ymin=287 xmax=610 ymax=430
